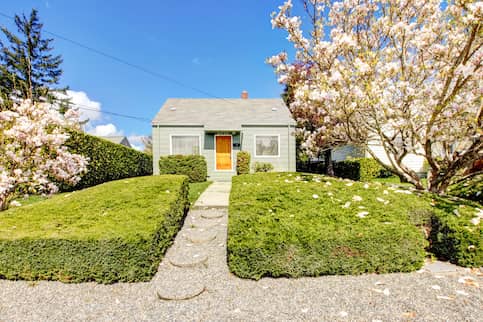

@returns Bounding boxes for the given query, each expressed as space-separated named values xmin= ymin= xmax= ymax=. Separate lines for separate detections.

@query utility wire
xmin=0 ymin=11 xmax=235 ymax=103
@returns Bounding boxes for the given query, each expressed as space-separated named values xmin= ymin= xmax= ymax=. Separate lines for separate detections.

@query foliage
xmin=268 ymin=0 xmax=483 ymax=193
xmin=253 ymin=162 xmax=274 ymax=173
xmin=333 ymin=160 xmax=360 ymax=180
xmin=0 ymin=100 xmax=87 ymax=210
xmin=447 ymin=174 xmax=483 ymax=205
xmin=188 ymin=181 xmax=212 ymax=205
xmin=158 ymin=155 xmax=207 ymax=183
xmin=62 ymin=131 xmax=152 ymax=191
xmin=429 ymin=196 xmax=482 ymax=267
xmin=0 ymin=9 xmax=65 ymax=106
xmin=228 ymin=172 xmax=430 ymax=279
xmin=236 ymin=151 xmax=251 ymax=175
xmin=0 ymin=175 xmax=189 ymax=283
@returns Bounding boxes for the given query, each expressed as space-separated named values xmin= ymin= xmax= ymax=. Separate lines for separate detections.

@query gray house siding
xmin=241 ymin=125 xmax=296 ymax=172
xmin=153 ymin=125 xmax=295 ymax=181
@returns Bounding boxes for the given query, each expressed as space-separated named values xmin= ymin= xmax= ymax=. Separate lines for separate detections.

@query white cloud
xmin=66 ymin=90 xmax=102 ymax=122
xmin=88 ymin=123 xmax=123 ymax=137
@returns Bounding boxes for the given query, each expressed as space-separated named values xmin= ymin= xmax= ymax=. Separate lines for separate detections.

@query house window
xmin=255 ymin=135 xmax=279 ymax=157
xmin=171 ymin=135 xmax=200 ymax=155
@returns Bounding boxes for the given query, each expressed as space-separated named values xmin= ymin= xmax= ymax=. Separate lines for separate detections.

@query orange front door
xmin=216 ymin=136 xmax=232 ymax=170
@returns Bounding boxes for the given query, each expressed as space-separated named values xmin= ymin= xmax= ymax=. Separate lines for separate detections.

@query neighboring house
xmin=152 ymin=91 xmax=296 ymax=181
xmin=100 ymin=136 xmax=132 ymax=148
xmin=332 ymin=143 xmax=426 ymax=174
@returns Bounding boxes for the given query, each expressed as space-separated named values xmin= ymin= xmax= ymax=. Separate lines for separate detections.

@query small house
xmin=152 ymin=91 xmax=296 ymax=181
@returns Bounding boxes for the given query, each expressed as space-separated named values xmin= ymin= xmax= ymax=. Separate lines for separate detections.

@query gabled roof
xmin=152 ymin=98 xmax=296 ymax=130
xmin=100 ymin=136 xmax=132 ymax=148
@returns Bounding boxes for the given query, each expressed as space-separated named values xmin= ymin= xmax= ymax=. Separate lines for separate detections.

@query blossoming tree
xmin=0 ymin=100 xmax=88 ymax=210
xmin=268 ymin=0 xmax=482 ymax=193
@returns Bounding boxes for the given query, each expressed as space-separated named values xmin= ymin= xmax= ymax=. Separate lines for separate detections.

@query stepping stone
xmin=186 ymin=217 xmax=220 ymax=229
xmin=200 ymin=211 xmax=225 ymax=219
xmin=168 ymin=247 xmax=208 ymax=268
xmin=155 ymin=268 xmax=206 ymax=301
xmin=186 ymin=229 xmax=217 ymax=243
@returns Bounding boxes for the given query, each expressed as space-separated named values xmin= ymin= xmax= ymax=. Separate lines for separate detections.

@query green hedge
xmin=429 ymin=196 xmax=482 ymax=267
xmin=0 ymin=175 xmax=189 ymax=283
xmin=228 ymin=173 xmax=427 ymax=279
xmin=62 ymin=131 xmax=152 ymax=191
xmin=236 ymin=151 xmax=250 ymax=175
xmin=335 ymin=158 xmax=390 ymax=181
xmin=158 ymin=155 xmax=207 ymax=183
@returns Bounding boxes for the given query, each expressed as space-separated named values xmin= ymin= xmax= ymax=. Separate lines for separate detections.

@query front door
xmin=216 ymin=135 xmax=232 ymax=170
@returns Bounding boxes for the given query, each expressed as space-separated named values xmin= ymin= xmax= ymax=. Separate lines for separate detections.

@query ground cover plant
xmin=188 ymin=181 xmax=212 ymax=205
xmin=228 ymin=173 xmax=481 ymax=279
xmin=0 ymin=175 xmax=188 ymax=283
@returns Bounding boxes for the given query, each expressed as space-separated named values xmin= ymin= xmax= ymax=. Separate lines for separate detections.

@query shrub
xmin=62 ymin=131 xmax=152 ymax=191
xmin=334 ymin=158 xmax=389 ymax=181
xmin=447 ymin=174 xmax=483 ymax=205
xmin=428 ymin=196 xmax=482 ymax=267
xmin=158 ymin=155 xmax=207 ymax=183
xmin=253 ymin=162 xmax=274 ymax=173
xmin=228 ymin=173 xmax=428 ymax=279
xmin=0 ymin=175 xmax=189 ymax=283
xmin=236 ymin=151 xmax=251 ymax=175
xmin=333 ymin=160 xmax=360 ymax=180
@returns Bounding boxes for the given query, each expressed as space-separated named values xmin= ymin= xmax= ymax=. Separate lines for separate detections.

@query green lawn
xmin=228 ymin=172 xmax=481 ymax=279
xmin=0 ymin=175 xmax=189 ymax=283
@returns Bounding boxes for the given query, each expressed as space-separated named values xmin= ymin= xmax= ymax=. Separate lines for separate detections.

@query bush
xmin=62 ymin=131 xmax=152 ymax=191
xmin=236 ymin=151 xmax=251 ymax=175
xmin=228 ymin=173 xmax=428 ymax=279
xmin=158 ymin=155 xmax=207 ymax=183
xmin=334 ymin=158 xmax=389 ymax=181
xmin=0 ymin=175 xmax=189 ymax=283
xmin=448 ymin=174 xmax=482 ymax=205
xmin=428 ymin=196 xmax=482 ymax=267
xmin=253 ymin=162 xmax=274 ymax=173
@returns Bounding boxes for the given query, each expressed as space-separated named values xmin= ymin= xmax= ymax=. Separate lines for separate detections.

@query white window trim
xmin=214 ymin=134 xmax=234 ymax=172
xmin=254 ymin=134 xmax=280 ymax=158
xmin=169 ymin=134 xmax=202 ymax=155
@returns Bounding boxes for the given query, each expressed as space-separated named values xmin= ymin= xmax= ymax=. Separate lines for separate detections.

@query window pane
xmin=256 ymin=136 xmax=278 ymax=156
xmin=172 ymin=136 xmax=200 ymax=155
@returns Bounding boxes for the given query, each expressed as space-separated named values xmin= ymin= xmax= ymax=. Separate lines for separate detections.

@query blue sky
xmin=0 ymin=0 xmax=294 ymax=148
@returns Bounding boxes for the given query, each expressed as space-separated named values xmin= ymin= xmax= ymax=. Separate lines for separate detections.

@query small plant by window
xmin=253 ymin=162 xmax=274 ymax=173
xmin=236 ymin=151 xmax=250 ymax=175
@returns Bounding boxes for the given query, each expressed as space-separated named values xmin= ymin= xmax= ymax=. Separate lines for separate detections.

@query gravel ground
xmin=1 ymin=206 xmax=481 ymax=322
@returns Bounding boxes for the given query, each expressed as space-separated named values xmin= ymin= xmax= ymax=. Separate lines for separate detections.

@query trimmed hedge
xmin=0 ymin=175 xmax=189 ymax=283
xmin=236 ymin=151 xmax=250 ymax=175
xmin=158 ymin=155 xmax=207 ymax=183
xmin=62 ymin=131 xmax=152 ymax=191
xmin=228 ymin=173 xmax=427 ymax=279
xmin=429 ymin=196 xmax=482 ymax=267
xmin=335 ymin=158 xmax=391 ymax=181
xmin=253 ymin=162 xmax=274 ymax=173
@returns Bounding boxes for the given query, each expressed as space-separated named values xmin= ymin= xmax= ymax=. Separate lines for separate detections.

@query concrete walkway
xmin=1 ymin=181 xmax=481 ymax=321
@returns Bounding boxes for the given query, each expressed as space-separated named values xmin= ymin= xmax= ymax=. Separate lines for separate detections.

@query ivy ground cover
xmin=228 ymin=173 xmax=481 ymax=279
xmin=0 ymin=175 xmax=189 ymax=284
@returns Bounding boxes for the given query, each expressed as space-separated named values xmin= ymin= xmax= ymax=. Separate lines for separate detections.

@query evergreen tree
xmin=0 ymin=9 xmax=65 ymax=107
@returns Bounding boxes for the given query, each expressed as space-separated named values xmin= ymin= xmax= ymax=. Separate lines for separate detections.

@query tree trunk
xmin=324 ymin=149 xmax=334 ymax=176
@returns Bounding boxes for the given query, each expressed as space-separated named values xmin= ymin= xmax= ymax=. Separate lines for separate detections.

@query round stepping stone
xmin=186 ymin=229 xmax=217 ymax=243
xmin=155 ymin=268 xmax=206 ymax=301
xmin=168 ymin=247 xmax=208 ymax=268
xmin=187 ymin=217 xmax=220 ymax=229
xmin=200 ymin=211 xmax=225 ymax=219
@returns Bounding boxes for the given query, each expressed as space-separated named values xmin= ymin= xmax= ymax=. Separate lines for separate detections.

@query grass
xmin=0 ymin=175 xmax=189 ymax=283
xmin=228 ymin=172 xmax=481 ymax=279
xmin=188 ymin=181 xmax=212 ymax=204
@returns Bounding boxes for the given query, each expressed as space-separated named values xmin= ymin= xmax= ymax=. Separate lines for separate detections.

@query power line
xmin=0 ymin=11 xmax=235 ymax=103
